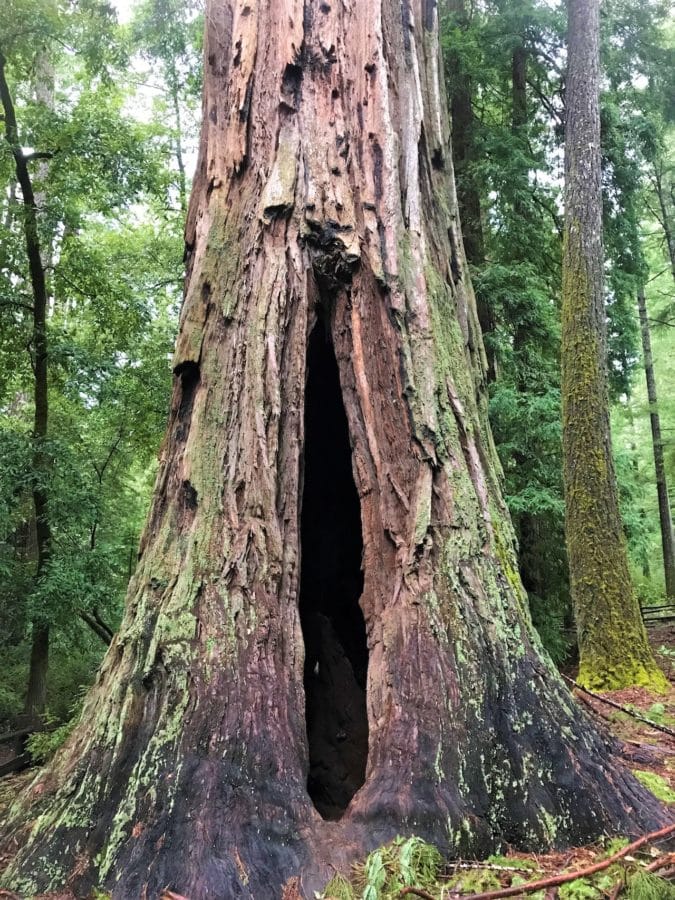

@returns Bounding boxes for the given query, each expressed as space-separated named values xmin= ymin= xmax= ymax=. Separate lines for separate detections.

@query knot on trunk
xmin=302 ymin=220 xmax=360 ymax=291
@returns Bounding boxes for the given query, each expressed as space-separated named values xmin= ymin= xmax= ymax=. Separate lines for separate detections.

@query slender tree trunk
xmin=1 ymin=4 xmax=667 ymax=898
xmin=637 ymin=287 xmax=675 ymax=599
xmin=561 ymin=0 xmax=666 ymax=691
xmin=653 ymin=162 xmax=675 ymax=281
xmin=169 ymin=62 xmax=188 ymax=215
xmin=0 ymin=51 xmax=53 ymax=717
xmin=445 ymin=0 xmax=496 ymax=380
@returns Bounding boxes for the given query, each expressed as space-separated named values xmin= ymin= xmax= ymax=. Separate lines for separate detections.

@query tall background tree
xmin=441 ymin=0 xmax=675 ymax=661
xmin=1 ymin=1 xmax=665 ymax=898
xmin=561 ymin=0 xmax=666 ymax=690
xmin=0 ymin=0 xmax=199 ymax=735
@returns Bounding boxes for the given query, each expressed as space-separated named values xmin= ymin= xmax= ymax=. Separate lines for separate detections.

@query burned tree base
xmin=1 ymin=610 xmax=669 ymax=900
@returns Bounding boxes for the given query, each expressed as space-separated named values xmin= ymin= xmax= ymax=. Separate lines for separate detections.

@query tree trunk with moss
xmin=1 ymin=2 xmax=668 ymax=897
xmin=561 ymin=0 xmax=667 ymax=692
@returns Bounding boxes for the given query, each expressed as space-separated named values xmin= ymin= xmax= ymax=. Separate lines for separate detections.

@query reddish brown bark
xmin=1 ymin=3 xmax=669 ymax=898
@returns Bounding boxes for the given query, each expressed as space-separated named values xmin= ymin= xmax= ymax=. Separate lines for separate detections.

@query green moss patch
xmin=633 ymin=770 xmax=675 ymax=803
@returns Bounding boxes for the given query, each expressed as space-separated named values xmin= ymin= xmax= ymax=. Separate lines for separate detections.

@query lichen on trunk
xmin=1 ymin=2 xmax=669 ymax=898
xmin=561 ymin=0 xmax=667 ymax=693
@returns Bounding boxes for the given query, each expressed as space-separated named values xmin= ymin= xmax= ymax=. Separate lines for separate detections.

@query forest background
xmin=0 ymin=0 xmax=673 ymax=747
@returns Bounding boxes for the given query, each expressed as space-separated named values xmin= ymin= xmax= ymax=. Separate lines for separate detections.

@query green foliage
xmin=632 ymin=771 xmax=675 ymax=803
xmin=322 ymin=837 xmax=443 ymax=900
xmin=0 ymin=0 xmax=198 ymax=725
xmin=321 ymin=873 xmax=355 ymax=900
xmin=441 ymin=0 xmax=675 ymax=660
xmin=446 ymin=867 xmax=501 ymax=894
xmin=442 ymin=0 xmax=573 ymax=660
xmin=648 ymin=702 xmax=666 ymax=722
xmin=26 ymin=713 xmax=78 ymax=763
xmin=559 ymin=878 xmax=604 ymax=900
xmin=602 ymin=838 xmax=631 ymax=858
xmin=627 ymin=871 xmax=675 ymax=900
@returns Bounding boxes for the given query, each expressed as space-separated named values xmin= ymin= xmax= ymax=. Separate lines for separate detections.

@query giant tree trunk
xmin=1 ymin=3 xmax=668 ymax=897
xmin=561 ymin=0 xmax=667 ymax=692
xmin=637 ymin=287 xmax=675 ymax=599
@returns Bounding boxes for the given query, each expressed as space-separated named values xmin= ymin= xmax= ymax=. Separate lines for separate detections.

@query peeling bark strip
xmin=1 ymin=3 xmax=669 ymax=898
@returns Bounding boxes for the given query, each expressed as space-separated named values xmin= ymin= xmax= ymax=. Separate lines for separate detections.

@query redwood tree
xmin=1 ymin=2 xmax=668 ymax=897
xmin=561 ymin=0 xmax=667 ymax=692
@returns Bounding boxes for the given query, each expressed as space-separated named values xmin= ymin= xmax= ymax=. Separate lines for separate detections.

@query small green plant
xmin=627 ymin=870 xmax=675 ymax=899
xmin=26 ymin=717 xmax=77 ymax=763
xmin=319 ymin=873 xmax=354 ymax=900
xmin=320 ymin=837 xmax=443 ymax=900
xmin=602 ymin=837 xmax=630 ymax=858
xmin=559 ymin=876 xmax=602 ymax=899
xmin=486 ymin=853 xmax=540 ymax=871
xmin=26 ymin=694 xmax=84 ymax=764
xmin=648 ymin=703 xmax=666 ymax=723
xmin=446 ymin=868 xmax=501 ymax=893
xmin=633 ymin=771 xmax=675 ymax=804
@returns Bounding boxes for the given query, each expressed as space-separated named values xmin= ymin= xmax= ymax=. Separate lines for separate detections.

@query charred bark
xmin=1 ymin=3 xmax=669 ymax=898
xmin=561 ymin=0 xmax=666 ymax=691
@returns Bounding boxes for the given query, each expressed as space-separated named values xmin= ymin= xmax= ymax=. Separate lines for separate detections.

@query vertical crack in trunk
xmin=299 ymin=316 xmax=368 ymax=821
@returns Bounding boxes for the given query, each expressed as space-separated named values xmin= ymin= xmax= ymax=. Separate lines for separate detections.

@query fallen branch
xmin=645 ymin=851 xmax=675 ymax=874
xmin=448 ymin=862 xmax=538 ymax=874
xmin=562 ymin=674 xmax=675 ymax=739
xmin=399 ymin=823 xmax=675 ymax=900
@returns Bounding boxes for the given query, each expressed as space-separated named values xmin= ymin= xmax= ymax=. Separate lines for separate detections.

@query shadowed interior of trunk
xmin=299 ymin=317 xmax=368 ymax=821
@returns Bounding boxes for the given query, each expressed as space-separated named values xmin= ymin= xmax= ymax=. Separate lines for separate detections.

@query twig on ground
xmin=447 ymin=862 xmax=538 ymax=874
xmin=399 ymin=888 xmax=436 ymax=899
xmin=562 ymin=674 xmax=675 ymax=739
xmin=645 ymin=851 xmax=675 ymax=874
xmin=400 ymin=823 xmax=675 ymax=900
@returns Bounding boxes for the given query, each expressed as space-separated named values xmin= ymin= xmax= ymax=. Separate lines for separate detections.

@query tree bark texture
xmin=637 ymin=287 xmax=675 ymax=600
xmin=2 ymin=3 xmax=669 ymax=897
xmin=561 ymin=0 xmax=667 ymax=692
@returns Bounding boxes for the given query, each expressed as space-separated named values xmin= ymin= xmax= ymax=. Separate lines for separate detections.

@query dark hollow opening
xmin=299 ymin=318 xmax=368 ymax=821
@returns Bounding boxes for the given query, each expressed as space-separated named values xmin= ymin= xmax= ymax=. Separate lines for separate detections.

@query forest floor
xmin=1 ymin=628 xmax=675 ymax=899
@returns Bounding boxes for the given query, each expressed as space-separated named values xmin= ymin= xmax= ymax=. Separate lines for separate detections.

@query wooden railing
xmin=0 ymin=714 xmax=42 ymax=777
xmin=641 ymin=603 xmax=675 ymax=627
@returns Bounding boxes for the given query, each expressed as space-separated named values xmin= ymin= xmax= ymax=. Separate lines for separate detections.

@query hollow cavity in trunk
xmin=299 ymin=316 xmax=368 ymax=821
